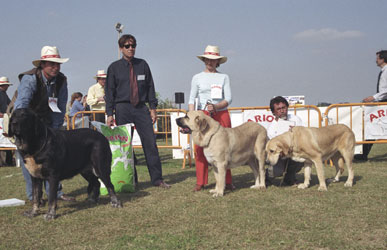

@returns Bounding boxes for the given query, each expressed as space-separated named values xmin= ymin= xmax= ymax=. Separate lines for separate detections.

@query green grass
xmin=0 ymin=145 xmax=386 ymax=249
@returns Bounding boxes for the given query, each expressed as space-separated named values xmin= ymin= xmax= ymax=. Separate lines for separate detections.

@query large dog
xmin=176 ymin=111 xmax=267 ymax=197
xmin=265 ymin=124 xmax=355 ymax=191
xmin=6 ymin=108 xmax=122 ymax=220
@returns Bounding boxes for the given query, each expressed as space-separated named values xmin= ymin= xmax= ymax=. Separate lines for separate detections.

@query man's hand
xmin=363 ymin=96 xmax=375 ymax=103
xmin=150 ymin=109 xmax=157 ymax=124
xmin=97 ymin=96 xmax=105 ymax=102
xmin=106 ymin=116 xmax=114 ymax=126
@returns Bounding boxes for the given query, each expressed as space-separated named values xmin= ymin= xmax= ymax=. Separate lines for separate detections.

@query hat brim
xmin=197 ymin=55 xmax=227 ymax=64
xmin=0 ymin=83 xmax=12 ymax=86
xmin=32 ymin=58 xmax=69 ymax=67
xmin=93 ymin=76 xmax=107 ymax=79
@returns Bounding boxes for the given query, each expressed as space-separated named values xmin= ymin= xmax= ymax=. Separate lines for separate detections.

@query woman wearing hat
xmin=188 ymin=45 xmax=234 ymax=192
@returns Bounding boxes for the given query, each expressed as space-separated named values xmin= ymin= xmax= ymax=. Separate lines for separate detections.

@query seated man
xmin=266 ymin=96 xmax=304 ymax=185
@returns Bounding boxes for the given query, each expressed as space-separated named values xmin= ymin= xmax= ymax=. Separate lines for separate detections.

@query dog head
xmin=7 ymin=108 xmax=46 ymax=153
xmin=176 ymin=111 xmax=218 ymax=147
xmin=176 ymin=111 xmax=210 ymax=134
xmin=265 ymin=135 xmax=291 ymax=165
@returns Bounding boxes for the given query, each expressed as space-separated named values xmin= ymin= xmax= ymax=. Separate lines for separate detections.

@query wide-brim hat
xmin=0 ymin=76 xmax=13 ymax=86
xmin=93 ymin=69 xmax=107 ymax=79
xmin=32 ymin=46 xmax=69 ymax=67
xmin=197 ymin=45 xmax=227 ymax=64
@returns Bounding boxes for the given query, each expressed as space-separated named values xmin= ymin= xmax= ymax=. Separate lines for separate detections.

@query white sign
xmin=364 ymin=105 xmax=387 ymax=139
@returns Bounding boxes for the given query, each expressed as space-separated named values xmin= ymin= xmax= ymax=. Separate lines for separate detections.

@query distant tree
xmin=156 ymin=92 xmax=176 ymax=109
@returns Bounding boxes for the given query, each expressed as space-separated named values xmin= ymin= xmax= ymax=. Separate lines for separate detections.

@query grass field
xmin=0 ymin=144 xmax=386 ymax=249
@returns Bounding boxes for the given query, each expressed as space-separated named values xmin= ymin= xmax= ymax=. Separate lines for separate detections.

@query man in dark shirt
xmin=0 ymin=76 xmax=14 ymax=166
xmin=105 ymin=34 xmax=170 ymax=188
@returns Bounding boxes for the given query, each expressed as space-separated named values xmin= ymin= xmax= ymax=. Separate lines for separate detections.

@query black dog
xmin=7 ymin=108 xmax=122 ymax=220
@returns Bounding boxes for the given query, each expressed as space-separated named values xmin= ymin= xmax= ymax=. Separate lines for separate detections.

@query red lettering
xmin=378 ymin=110 xmax=385 ymax=118
xmin=370 ymin=114 xmax=378 ymax=123
xmin=255 ymin=115 xmax=262 ymax=122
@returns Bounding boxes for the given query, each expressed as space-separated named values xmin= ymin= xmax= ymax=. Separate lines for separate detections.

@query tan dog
xmin=265 ymin=124 xmax=355 ymax=191
xmin=176 ymin=111 xmax=267 ymax=197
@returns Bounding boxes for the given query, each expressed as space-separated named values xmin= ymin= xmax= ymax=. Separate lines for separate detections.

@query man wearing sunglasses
xmin=105 ymin=34 xmax=170 ymax=189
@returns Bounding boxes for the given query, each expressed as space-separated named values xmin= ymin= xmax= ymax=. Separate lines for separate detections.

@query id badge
xmin=48 ymin=97 xmax=61 ymax=113
xmin=211 ymin=84 xmax=222 ymax=99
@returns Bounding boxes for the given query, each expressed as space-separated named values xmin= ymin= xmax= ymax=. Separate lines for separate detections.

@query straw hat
xmin=32 ymin=46 xmax=69 ymax=67
xmin=197 ymin=45 xmax=227 ymax=64
xmin=93 ymin=70 xmax=107 ymax=79
xmin=0 ymin=76 xmax=13 ymax=86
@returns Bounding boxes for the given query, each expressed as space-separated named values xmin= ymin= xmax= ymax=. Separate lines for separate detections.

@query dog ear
xmin=196 ymin=116 xmax=208 ymax=132
xmin=279 ymin=142 xmax=290 ymax=156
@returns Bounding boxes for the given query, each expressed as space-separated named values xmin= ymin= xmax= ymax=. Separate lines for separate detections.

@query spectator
xmin=266 ymin=96 xmax=304 ymax=185
xmin=0 ymin=76 xmax=14 ymax=166
xmin=188 ymin=45 xmax=234 ymax=192
xmin=356 ymin=50 xmax=387 ymax=161
xmin=69 ymin=92 xmax=88 ymax=128
xmin=13 ymin=45 xmax=75 ymax=202
xmin=105 ymin=34 xmax=170 ymax=188
xmin=87 ymin=70 xmax=106 ymax=123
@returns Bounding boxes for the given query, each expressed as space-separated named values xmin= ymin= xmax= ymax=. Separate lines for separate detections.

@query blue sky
xmin=1 ymin=0 xmax=386 ymax=108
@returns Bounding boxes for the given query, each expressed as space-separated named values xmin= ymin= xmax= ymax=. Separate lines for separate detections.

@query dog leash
xmin=279 ymin=158 xmax=290 ymax=187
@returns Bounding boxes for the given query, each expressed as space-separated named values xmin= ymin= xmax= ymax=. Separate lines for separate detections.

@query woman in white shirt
xmin=188 ymin=45 xmax=234 ymax=192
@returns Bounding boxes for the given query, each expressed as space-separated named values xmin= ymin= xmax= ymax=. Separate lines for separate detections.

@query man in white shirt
xmin=266 ymin=96 xmax=304 ymax=185
xmin=355 ymin=50 xmax=387 ymax=161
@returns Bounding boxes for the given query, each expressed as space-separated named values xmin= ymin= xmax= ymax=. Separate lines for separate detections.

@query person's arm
xmin=14 ymin=75 xmax=36 ymax=109
xmin=105 ymin=65 xmax=116 ymax=117
xmin=188 ymin=75 xmax=199 ymax=111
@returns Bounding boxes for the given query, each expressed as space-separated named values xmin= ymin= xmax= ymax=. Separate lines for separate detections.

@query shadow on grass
xmin=368 ymin=153 xmax=387 ymax=162
xmin=229 ymin=171 xmax=363 ymax=190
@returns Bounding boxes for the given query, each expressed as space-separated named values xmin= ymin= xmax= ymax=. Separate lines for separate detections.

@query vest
xmin=7 ymin=68 xmax=66 ymax=126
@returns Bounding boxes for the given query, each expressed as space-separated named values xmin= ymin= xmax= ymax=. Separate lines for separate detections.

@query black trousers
xmin=115 ymin=102 xmax=163 ymax=185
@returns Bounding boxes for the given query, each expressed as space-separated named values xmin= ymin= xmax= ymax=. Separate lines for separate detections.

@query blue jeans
xmin=17 ymin=151 xmax=64 ymax=201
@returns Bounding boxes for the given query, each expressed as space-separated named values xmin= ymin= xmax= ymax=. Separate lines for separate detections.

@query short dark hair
xmin=377 ymin=50 xmax=387 ymax=63
xmin=270 ymin=96 xmax=289 ymax=113
xmin=118 ymin=34 xmax=137 ymax=48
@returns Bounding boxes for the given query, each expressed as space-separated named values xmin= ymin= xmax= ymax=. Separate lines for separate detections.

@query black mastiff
xmin=7 ymin=108 xmax=122 ymax=220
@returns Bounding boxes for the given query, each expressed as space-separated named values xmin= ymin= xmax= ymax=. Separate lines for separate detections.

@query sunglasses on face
xmin=123 ymin=44 xmax=137 ymax=49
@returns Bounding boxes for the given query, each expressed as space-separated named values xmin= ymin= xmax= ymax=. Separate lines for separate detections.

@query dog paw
xmin=23 ymin=210 xmax=39 ymax=218
xmin=43 ymin=213 xmax=56 ymax=221
xmin=212 ymin=192 xmax=224 ymax=197
xmin=111 ymin=201 xmax=123 ymax=208
xmin=250 ymin=185 xmax=266 ymax=190
xmin=318 ymin=186 xmax=328 ymax=191
xmin=344 ymin=182 xmax=353 ymax=187
xmin=209 ymin=189 xmax=216 ymax=194
xmin=327 ymin=178 xmax=339 ymax=184
xmin=297 ymin=183 xmax=309 ymax=189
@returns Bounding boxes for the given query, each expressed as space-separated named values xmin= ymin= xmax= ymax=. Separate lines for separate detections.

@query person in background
xmin=87 ymin=70 xmax=106 ymax=123
xmin=13 ymin=45 xmax=75 ymax=202
xmin=69 ymin=92 xmax=87 ymax=127
xmin=188 ymin=45 xmax=234 ymax=192
xmin=356 ymin=50 xmax=387 ymax=161
xmin=266 ymin=96 xmax=304 ymax=186
xmin=105 ymin=34 xmax=170 ymax=188
xmin=0 ymin=76 xmax=14 ymax=166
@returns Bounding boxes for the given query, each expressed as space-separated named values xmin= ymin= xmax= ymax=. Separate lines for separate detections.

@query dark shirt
xmin=105 ymin=57 xmax=158 ymax=116
xmin=0 ymin=90 xmax=10 ymax=113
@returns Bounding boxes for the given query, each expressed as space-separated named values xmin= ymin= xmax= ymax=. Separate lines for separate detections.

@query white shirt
xmin=267 ymin=114 xmax=303 ymax=139
xmin=373 ymin=65 xmax=387 ymax=101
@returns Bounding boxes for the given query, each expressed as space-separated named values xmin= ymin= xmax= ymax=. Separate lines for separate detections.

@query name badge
xmin=48 ymin=97 xmax=61 ymax=113
xmin=211 ymin=84 xmax=223 ymax=99
xmin=137 ymin=75 xmax=145 ymax=81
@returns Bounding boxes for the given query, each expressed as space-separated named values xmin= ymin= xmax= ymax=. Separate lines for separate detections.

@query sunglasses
xmin=123 ymin=44 xmax=137 ymax=49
